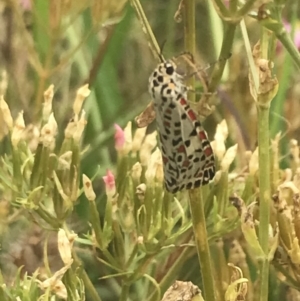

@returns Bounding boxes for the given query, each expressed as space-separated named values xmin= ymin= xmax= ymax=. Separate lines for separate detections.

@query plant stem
xmin=184 ymin=1 xmax=215 ymax=300
xmin=257 ymin=26 xmax=272 ymax=301
xmin=72 ymin=251 xmax=103 ymax=301
xmin=189 ymin=189 xmax=216 ymax=301
xmin=208 ymin=23 xmax=236 ymax=92
xmin=257 ymin=104 xmax=271 ymax=301
xmin=120 ymin=283 xmax=130 ymax=301
xmin=130 ymin=0 xmax=162 ymax=61
xmin=275 ymin=28 xmax=300 ymax=70
xmin=147 ymin=241 xmax=193 ymax=301
xmin=184 ymin=0 xmax=196 ymax=102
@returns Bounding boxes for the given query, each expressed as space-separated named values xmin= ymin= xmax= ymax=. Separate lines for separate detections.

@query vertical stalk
xmin=257 ymin=27 xmax=272 ymax=301
xmin=72 ymin=251 xmax=103 ymax=301
xmin=257 ymin=103 xmax=270 ymax=301
xmin=184 ymin=0 xmax=195 ymax=103
xmin=208 ymin=23 xmax=236 ymax=92
xmin=184 ymin=1 xmax=216 ymax=300
xmin=189 ymin=189 xmax=216 ymax=301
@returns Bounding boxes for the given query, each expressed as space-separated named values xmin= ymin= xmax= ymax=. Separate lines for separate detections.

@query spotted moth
xmin=148 ymin=60 xmax=215 ymax=193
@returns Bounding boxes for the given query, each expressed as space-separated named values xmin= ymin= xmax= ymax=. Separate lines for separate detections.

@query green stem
xmin=12 ymin=146 xmax=22 ymax=191
xmin=147 ymin=242 xmax=193 ymax=301
xmin=184 ymin=0 xmax=196 ymax=102
xmin=72 ymin=251 xmax=102 ymax=301
xmin=130 ymin=0 xmax=162 ymax=61
xmin=208 ymin=23 xmax=236 ymax=92
xmin=189 ymin=189 xmax=216 ymax=301
xmin=236 ymin=0 xmax=258 ymax=18
xmin=210 ymin=0 xmax=230 ymax=20
xmin=120 ymin=283 xmax=130 ymax=301
xmin=184 ymin=2 xmax=216 ymax=300
xmin=257 ymin=104 xmax=271 ymax=301
xmin=275 ymin=28 xmax=300 ymax=69
xmin=259 ymin=258 xmax=269 ymax=301
xmin=216 ymin=171 xmax=228 ymax=216
xmin=257 ymin=26 xmax=272 ymax=301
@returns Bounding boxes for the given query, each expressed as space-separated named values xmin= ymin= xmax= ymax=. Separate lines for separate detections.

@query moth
xmin=147 ymin=59 xmax=215 ymax=193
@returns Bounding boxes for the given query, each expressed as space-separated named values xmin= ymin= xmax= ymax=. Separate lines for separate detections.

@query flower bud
xmin=145 ymin=148 xmax=163 ymax=186
xmin=40 ymin=113 xmax=57 ymax=148
xmin=73 ymin=84 xmax=90 ymax=116
xmin=131 ymin=162 xmax=142 ymax=181
xmin=114 ymin=124 xmax=125 ymax=151
xmin=221 ymin=144 xmax=237 ymax=171
xmin=136 ymin=183 xmax=146 ymax=200
xmin=122 ymin=121 xmax=132 ymax=155
xmin=43 ymin=84 xmax=54 ymax=121
xmin=11 ymin=111 xmax=25 ymax=147
xmin=132 ymin=127 xmax=147 ymax=154
xmin=139 ymin=131 xmax=157 ymax=166
xmin=103 ymin=170 xmax=116 ymax=197
xmin=82 ymin=174 xmax=96 ymax=201
xmin=0 ymin=95 xmax=13 ymax=129
xmin=58 ymin=228 xmax=77 ymax=265
xmin=73 ymin=110 xmax=87 ymax=142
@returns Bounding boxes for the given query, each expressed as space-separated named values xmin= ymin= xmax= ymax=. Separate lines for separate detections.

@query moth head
xmin=149 ymin=60 xmax=185 ymax=100
xmin=160 ymin=61 xmax=176 ymax=77
xmin=150 ymin=61 xmax=178 ymax=84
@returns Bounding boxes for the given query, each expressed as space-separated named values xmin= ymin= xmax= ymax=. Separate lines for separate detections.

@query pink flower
xmin=114 ymin=124 xmax=125 ymax=151
xmin=223 ymin=0 xmax=229 ymax=8
xmin=295 ymin=30 xmax=300 ymax=50
xmin=279 ymin=21 xmax=300 ymax=52
xmin=20 ymin=0 xmax=32 ymax=10
xmin=103 ymin=170 xmax=116 ymax=195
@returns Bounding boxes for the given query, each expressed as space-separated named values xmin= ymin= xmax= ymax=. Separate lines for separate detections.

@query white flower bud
xmin=136 ymin=183 xmax=146 ymax=200
xmin=131 ymin=162 xmax=142 ymax=181
xmin=82 ymin=174 xmax=96 ymax=201
xmin=58 ymin=228 xmax=77 ymax=265
xmin=221 ymin=144 xmax=237 ymax=171
xmin=122 ymin=121 xmax=132 ymax=155
xmin=40 ymin=113 xmax=57 ymax=148
xmin=139 ymin=131 xmax=157 ymax=166
xmin=11 ymin=111 xmax=25 ymax=147
xmin=145 ymin=148 xmax=163 ymax=185
xmin=0 ymin=95 xmax=13 ymax=129
xmin=73 ymin=110 xmax=87 ymax=142
xmin=73 ymin=84 xmax=90 ymax=116
xmin=43 ymin=84 xmax=54 ymax=121
xmin=132 ymin=127 xmax=147 ymax=154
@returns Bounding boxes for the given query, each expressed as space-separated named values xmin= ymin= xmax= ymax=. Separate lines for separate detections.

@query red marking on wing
xmin=164 ymin=121 xmax=170 ymax=128
xmin=182 ymin=160 xmax=190 ymax=167
xmin=187 ymin=109 xmax=197 ymax=121
xmin=177 ymin=145 xmax=186 ymax=153
xmin=195 ymin=170 xmax=203 ymax=178
xmin=204 ymin=147 xmax=213 ymax=156
xmin=162 ymin=156 xmax=168 ymax=164
xmin=198 ymin=131 xmax=208 ymax=140
xmin=180 ymin=98 xmax=188 ymax=106
xmin=165 ymin=108 xmax=172 ymax=115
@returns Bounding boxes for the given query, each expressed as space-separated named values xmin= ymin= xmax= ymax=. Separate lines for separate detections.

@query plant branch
xmin=189 ymin=189 xmax=216 ymax=301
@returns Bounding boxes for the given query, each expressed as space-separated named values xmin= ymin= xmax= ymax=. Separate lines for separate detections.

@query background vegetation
xmin=0 ymin=0 xmax=300 ymax=300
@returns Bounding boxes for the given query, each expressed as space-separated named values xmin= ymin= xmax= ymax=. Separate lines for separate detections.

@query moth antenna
xmin=204 ymin=52 xmax=232 ymax=70
xmin=158 ymin=40 xmax=167 ymax=62
xmin=173 ymin=51 xmax=195 ymax=63
xmin=183 ymin=52 xmax=232 ymax=80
